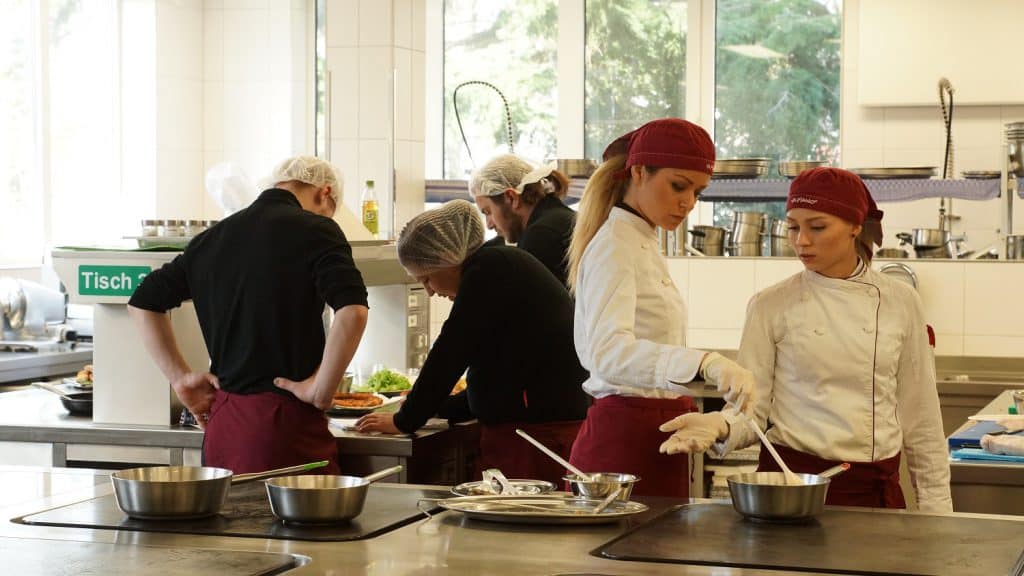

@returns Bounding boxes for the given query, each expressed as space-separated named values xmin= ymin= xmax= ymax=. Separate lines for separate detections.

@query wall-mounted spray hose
xmin=453 ymin=80 xmax=514 ymax=168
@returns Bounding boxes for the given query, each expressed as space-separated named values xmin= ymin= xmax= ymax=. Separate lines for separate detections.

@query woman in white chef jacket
xmin=660 ymin=167 xmax=953 ymax=512
xmin=566 ymin=118 xmax=755 ymax=498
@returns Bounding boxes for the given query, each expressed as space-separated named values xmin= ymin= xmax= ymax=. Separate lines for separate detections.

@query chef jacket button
xmin=641 ymin=242 xmax=649 ymax=250
xmin=814 ymin=328 xmax=825 ymax=336
xmin=863 ymin=326 xmax=874 ymax=333
xmin=661 ymin=277 xmax=671 ymax=286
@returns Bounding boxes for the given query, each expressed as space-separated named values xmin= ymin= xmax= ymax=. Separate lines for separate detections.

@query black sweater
xmin=517 ymin=195 xmax=575 ymax=286
xmin=392 ymin=245 xmax=589 ymax=432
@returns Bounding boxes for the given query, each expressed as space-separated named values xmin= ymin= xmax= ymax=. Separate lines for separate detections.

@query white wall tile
xmin=358 ymin=48 xmax=393 ymax=140
xmin=156 ymin=148 xmax=203 ymax=218
xmin=686 ymin=259 xmax=756 ymax=330
xmin=221 ymin=81 xmax=271 ymax=180
xmin=1002 ymin=107 xmax=1024 ymax=123
xmin=841 ymin=148 xmax=883 ymax=170
xmin=963 ymin=263 xmax=1024 ymax=336
xmin=898 ymin=261 xmax=964 ymax=333
xmin=394 ymin=140 xmax=425 ymax=234
xmin=411 ymin=0 xmax=426 ymax=52
xmin=202 ymin=148 xmax=225 ymax=218
xmin=223 ymin=0 xmax=267 ymax=9
xmin=393 ymin=0 xmax=412 ymax=49
xmin=394 ymin=48 xmax=412 ymax=140
xmin=203 ymin=8 xmax=224 ymax=81
xmin=882 ymin=107 xmax=945 ymax=150
xmin=842 ymin=106 xmax=884 ymax=149
xmin=222 ymin=9 xmax=269 ymax=82
xmin=327 ymin=47 xmax=359 ymax=139
xmin=956 ymin=147 xmax=1003 ymax=172
xmin=331 ymin=139 xmax=360 ymax=214
xmin=963 ymin=335 xmax=1024 ymax=358
xmin=326 ymin=0 xmax=358 ymax=47
xmin=359 ymin=0 xmax=392 ymax=46
xmin=932 ymin=333 xmax=964 ymax=356
xmin=411 ymin=49 xmax=425 ymax=140
xmin=954 ymin=106 xmax=1004 ymax=149
xmin=882 ymin=147 xmax=945 ymax=168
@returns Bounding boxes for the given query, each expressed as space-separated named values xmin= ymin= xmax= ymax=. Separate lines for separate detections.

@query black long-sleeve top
xmin=128 ymin=189 xmax=368 ymax=396
xmin=517 ymin=194 xmax=576 ymax=286
xmin=392 ymin=245 xmax=589 ymax=432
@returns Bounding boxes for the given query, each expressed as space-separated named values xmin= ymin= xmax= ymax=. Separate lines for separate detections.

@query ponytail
xmin=567 ymin=155 xmax=628 ymax=293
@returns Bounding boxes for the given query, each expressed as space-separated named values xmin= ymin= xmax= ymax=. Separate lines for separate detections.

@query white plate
xmin=326 ymin=393 xmax=401 ymax=416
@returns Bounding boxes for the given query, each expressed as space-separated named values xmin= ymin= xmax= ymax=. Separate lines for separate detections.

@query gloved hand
xmin=658 ymin=412 xmax=728 ymax=455
xmin=981 ymin=433 xmax=1024 ymax=457
xmin=700 ymin=352 xmax=754 ymax=414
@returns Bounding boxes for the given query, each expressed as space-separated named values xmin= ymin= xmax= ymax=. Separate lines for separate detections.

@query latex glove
xmin=700 ymin=352 xmax=754 ymax=414
xmin=658 ymin=412 xmax=728 ymax=455
xmin=981 ymin=433 xmax=1024 ymax=457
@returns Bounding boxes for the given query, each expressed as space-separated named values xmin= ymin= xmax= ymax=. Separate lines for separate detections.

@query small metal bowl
xmin=563 ymin=472 xmax=638 ymax=501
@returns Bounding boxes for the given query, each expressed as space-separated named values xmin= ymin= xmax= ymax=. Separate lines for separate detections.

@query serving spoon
xmin=743 ymin=416 xmax=804 ymax=485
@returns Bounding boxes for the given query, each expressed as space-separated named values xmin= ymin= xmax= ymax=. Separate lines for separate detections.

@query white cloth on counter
xmin=712 ymin=265 xmax=953 ymax=512
xmin=574 ymin=207 xmax=705 ymax=399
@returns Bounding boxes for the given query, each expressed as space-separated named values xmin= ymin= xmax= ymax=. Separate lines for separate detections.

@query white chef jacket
xmin=714 ymin=265 xmax=953 ymax=512
xmin=574 ymin=207 xmax=706 ymax=399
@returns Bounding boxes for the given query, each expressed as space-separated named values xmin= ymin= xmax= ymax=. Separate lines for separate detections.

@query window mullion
xmin=557 ymin=0 xmax=584 ymax=159
xmin=35 ymin=0 xmax=52 ymax=261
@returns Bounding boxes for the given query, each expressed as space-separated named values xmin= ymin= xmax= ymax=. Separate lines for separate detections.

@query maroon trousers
xmin=569 ymin=395 xmax=696 ymax=498
xmin=758 ymin=442 xmax=906 ymax=509
xmin=477 ymin=420 xmax=584 ymax=487
xmin=203 ymin=389 xmax=340 ymax=475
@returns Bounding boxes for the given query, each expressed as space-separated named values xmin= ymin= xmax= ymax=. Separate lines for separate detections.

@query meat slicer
xmin=0 ymin=277 xmax=71 ymax=351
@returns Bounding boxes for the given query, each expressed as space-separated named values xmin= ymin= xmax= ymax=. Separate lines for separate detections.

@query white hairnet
xmin=469 ymin=154 xmax=557 ymax=198
xmin=397 ymin=199 xmax=484 ymax=270
xmin=266 ymin=155 xmax=343 ymax=200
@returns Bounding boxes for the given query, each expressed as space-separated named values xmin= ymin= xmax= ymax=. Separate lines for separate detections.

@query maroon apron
xmin=477 ymin=420 xmax=584 ymax=487
xmin=203 ymin=389 xmax=340 ymax=474
xmin=757 ymin=442 xmax=906 ymax=509
xmin=569 ymin=395 xmax=696 ymax=498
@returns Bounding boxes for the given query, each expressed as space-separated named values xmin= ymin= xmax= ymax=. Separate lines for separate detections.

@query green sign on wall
xmin=78 ymin=265 xmax=152 ymax=296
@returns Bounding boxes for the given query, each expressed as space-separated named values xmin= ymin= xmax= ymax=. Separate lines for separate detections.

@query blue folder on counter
xmin=950 ymin=448 xmax=1024 ymax=463
xmin=947 ymin=421 xmax=1024 ymax=449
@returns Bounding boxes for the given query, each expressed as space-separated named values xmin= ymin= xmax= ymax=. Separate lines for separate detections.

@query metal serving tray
xmin=850 ymin=166 xmax=936 ymax=179
xmin=437 ymin=495 xmax=648 ymax=525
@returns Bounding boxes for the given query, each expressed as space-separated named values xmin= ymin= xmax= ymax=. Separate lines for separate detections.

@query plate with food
xmin=326 ymin=392 xmax=401 ymax=417
xmin=63 ymin=364 xmax=94 ymax=390
xmin=352 ymin=368 xmax=413 ymax=397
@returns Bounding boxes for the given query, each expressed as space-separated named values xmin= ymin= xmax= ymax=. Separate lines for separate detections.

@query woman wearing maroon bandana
xmin=566 ymin=118 xmax=755 ymax=498
xmin=661 ymin=167 xmax=952 ymax=512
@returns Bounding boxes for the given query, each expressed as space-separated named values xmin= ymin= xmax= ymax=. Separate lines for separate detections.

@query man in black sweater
xmin=356 ymin=200 xmax=588 ymax=486
xmin=469 ymin=154 xmax=576 ymax=286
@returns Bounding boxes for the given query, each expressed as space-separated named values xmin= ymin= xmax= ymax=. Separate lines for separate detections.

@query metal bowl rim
xmin=265 ymin=474 xmax=370 ymax=490
xmin=726 ymin=472 xmax=830 ymax=487
xmin=561 ymin=472 xmax=640 ymax=483
xmin=111 ymin=466 xmax=234 ymax=483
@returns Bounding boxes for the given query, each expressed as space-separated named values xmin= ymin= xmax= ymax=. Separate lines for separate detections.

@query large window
xmin=443 ymin=0 xmax=558 ymax=179
xmin=585 ymin=0 xmax=688 ymax=161
xmin=0 ymin=0 xmax=121 ymax=267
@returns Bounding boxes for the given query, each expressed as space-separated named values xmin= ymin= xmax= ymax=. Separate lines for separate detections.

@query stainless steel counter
xmin=2 ymin=465 xmax=1022 ymax=576
xmin=949 ymin=389 xmax=1024 ymax=515
xmin=0 ymin=345 xmax=92 ymax=385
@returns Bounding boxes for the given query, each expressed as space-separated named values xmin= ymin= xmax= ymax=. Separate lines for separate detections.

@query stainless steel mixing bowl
xmin=563 ymin=472 xmax=638 ymax=501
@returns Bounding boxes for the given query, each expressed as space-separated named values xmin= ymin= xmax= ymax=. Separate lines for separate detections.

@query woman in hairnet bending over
xmin=566 ymin=118 xmax=755 ymax=498
xmin=356 ymin=200 xmax=590 ymax=486
xmin=469 ymin=154 xmax=576 ymax=285
xmin=661 ymin=167 xmax=953 ymax=512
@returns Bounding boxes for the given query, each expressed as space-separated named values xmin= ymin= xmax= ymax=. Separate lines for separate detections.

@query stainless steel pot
xmin=914 ymin=244 xmax=953 ymax=259
xmin=1007 ymin=235 xmax=1024 ymax=260
xmin=689 ymin=226 xmax=726 ymax=256
xmin=727 ymin=463 xmax=849 ymax=522
xmin=727 ymin=243 xmax=761 ymax=257
xmin=554 ymin=159 xmax=597 ymax=178
xmin=909 ymin=228 xmax=950 ymax=247
xmin=765 ymin=236 xmax=796 ymax=257
xmin=875 ymin=247 xmax=909 ymax=259
xmin=111 ymin=460 xmax=329 ymax=520
xmin=265 ymin=465 xmax=403 ymax=524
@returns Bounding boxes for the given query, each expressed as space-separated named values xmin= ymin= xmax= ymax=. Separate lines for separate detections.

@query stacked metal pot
xmin=689 ymin=225 xmax=727 ymax=256
xmin=728 ymin=211 xmax=764 ymax=256
xmin=896 ymin=230 xmax=953 ymax=259
xmin=1008 ymin=122 xmax=1024 ymax=177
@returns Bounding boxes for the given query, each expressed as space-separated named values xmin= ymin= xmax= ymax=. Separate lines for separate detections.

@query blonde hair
xmin=567 ymin=155 xmax=629 ymax=293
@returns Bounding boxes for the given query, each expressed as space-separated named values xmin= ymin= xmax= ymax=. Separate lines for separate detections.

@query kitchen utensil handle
xmin=363 ymin=465 xmax=403 ymax=484
xmin=231 ymin=460 xmax=330 ymax=484
xmin=515 ymin=428 xmax=593 ymax=482
xmin=818 ymin=462 xmax=851 ymax=479
xmin=592 ymin=487 xmax=622 ymax=514
xmin=743 ymin=417 xmax=803 ymax=485
xmin=32 ymin=381 xmax=73 ymax=400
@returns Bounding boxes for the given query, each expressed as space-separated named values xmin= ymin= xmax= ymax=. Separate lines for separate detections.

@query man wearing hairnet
xmin=356 ymin=200 xmax=589 ymax=486
xmin=470 ymin=154 xmax=576 ymax=285
xmin=128 ymin=155 xmax=368 ymax=474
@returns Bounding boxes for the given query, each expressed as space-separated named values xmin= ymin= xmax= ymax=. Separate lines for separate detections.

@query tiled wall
xmin=202 ymin=0 xmax=311 ymax=219
xmin=325 ymin=0 xmax=426 ymax=239
xmin=428 ymin=258 xmax=1024 ymax=358
xmin=841 ymin=0 xmax=1024 ymax=252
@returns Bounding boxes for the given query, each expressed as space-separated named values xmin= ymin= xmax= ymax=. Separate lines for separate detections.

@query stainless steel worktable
xmin=0 ymin=387 xmax=474 ymax=481
xmin=7 ymin=465 xmax=1021 ymax=576
xmin=0 ymin=345 xmax=92 ymax=385
xmin=949 ymin=388 xmax=1024 ymax=515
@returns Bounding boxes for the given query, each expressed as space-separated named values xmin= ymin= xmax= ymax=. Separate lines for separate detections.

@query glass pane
xmin=714 ymin=0 xmax=841 ymax=171
xmin=443 ymin=0 xmax=558 ymax=179
xmin=48 ymin=0 xmax=122 ymax=246
xmin=314 ymin=0 xmax=325 ymax=158
xmin=0 ymin=0 xmax=43 ymax=266
xmin=585 ymin=0 xmax=688 ymax=161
